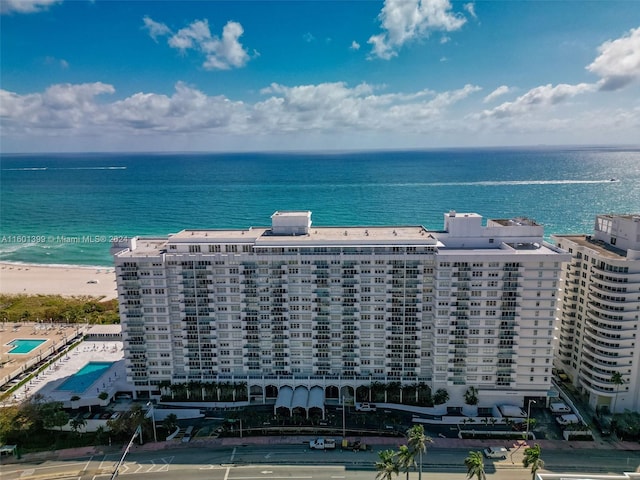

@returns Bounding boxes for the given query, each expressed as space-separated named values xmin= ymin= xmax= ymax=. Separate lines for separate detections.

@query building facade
xmin=112 ymin=211 xmax=569 ymax=407
xmin=552 ymin=214 xmax=640 ymax=413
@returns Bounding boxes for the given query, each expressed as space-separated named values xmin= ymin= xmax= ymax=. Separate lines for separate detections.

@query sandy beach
xmin=0 ymin=262 xmax=118 ymax=300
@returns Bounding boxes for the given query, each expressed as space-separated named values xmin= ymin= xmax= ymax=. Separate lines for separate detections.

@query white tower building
xmin=112 ymin=211 xmax=569 ymax=409
xmin=552 ymin=214 xmax=640 ymax=413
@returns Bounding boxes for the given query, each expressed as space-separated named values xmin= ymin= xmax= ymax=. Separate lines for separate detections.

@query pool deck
xmin=1 ymin=322 xmax=83 ymax=389
xmin=5 ymin=340 xmax=127 ymax=407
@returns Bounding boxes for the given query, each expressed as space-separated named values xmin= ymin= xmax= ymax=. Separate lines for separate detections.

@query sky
xmin=1 ymin=0 xmax=639 ymax=153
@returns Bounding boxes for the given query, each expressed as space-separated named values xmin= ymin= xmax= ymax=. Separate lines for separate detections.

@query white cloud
xmin=463 ymin=3 xmax=476 ymax=19
xmin=44 ymin=56 xmax=69 ymax=69
xmin=0 ymin=0 xmax=60 ymax=14
xmin=350 ymin=41 xmax=361 ymax=51
xmin=478 ymin=83 xmax=596 ymax=119
xmin=168 ymin=19 xmax=212 ymax=51
xmin=110 ymin=82 xmax=246 ymax=132
xmin=303 ymin=32 xmax=315 ymax=43
xmin=368 ymin=0 xmax=467 ymax=60
xmin=5 ymin=78 xmax=639 ymax=151
xmin=201 ymin=21 xmax=251 ymax=70
xmin=142 ymin=16 xmax=171 ymax=42
xmin=1 ymin=80 xmax=480 ymax=139
xmin=0 ymin=82 xmax=114 ymax=131
xmin=144 ymin=17 xmax=253 ymax=70
xmin=587 ymin=26 xmax=640 ymax=91
xmin=483 ymin=85 xmax=512 ymax=103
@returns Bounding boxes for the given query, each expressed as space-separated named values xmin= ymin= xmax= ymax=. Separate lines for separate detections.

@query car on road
xmin=483 ymin=446 xmax=508 ymax=459
xmin=309 ymin=438 xmax=336 ymax=450
xmin=355 ymin=402 xmax=377 ymax=412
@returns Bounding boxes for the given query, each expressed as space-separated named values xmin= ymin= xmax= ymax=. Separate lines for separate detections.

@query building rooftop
xmin=491 ymin=217 xmax=540 ymax=227
xmin=552 ymin=234 xmax=628 ymax=260
xmin=169 ymin=225 xmax=439 ymax=244
xmin=114 ymin=211 xmax=563 ymax=258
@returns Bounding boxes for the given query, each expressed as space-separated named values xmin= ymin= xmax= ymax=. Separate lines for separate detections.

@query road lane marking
xmin=83 ymin=455 xmax=93 ymax=473
xmin=224 ymin=466 xmax=231 ymax=480
xmin=230 ymin=447 xmax=237 ymax=462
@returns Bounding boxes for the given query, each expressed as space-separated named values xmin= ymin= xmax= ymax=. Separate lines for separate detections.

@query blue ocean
xmin=1 ymin=147 xmax=639 ymax=267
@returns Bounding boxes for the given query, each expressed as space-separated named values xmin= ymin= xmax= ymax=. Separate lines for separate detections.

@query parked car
xmin=594 ymin=415 xmax=613 ymax=436
xmin=483 ymin=446 xmax=508 ymax=459
xmin=550 ymin=402 xmax=571 ymax=414
xmin=498 ymin=405 xmax=526 ymax=418
xmin=556 ymin=414 xmax=580 ymax=426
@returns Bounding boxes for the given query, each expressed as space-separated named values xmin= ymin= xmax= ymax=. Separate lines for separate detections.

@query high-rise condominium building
xmin=112 ymin=211 xmax=569 ymax=407
xmin=552 ymin=214 xmax=640 ymax=413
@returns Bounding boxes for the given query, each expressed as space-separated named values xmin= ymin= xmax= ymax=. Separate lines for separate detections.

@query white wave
xmin=2 ymin=167 xmax=48 ymax=171
xmin=434 ymin=179 xmax=619 ymax=187
xmin=282 ymin=179 xmax=622 ymax=188
xmin=49 ymin=166 xmax=127 ymax=170
xmin=0 ymin=260 xmax=113 ymax=270
xmin=3 ymin=166 xmax=126 ymax=171
xmin=0 ymin=243 xmax=35 ymax=254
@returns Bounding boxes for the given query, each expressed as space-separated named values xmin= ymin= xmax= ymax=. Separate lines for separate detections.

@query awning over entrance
xmin=274 ymin=386 xmax=293 ymax=412
xmin=308 ymin=386 xmax=324 ymax=412
xmin=274 ymin=386 xmax=325 ymax=419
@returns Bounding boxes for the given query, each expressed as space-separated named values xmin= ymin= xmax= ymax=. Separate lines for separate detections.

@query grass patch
xmin=0 ymin=294 xmax=119 ymax=324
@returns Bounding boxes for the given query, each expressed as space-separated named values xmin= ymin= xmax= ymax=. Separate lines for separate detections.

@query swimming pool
xmin=57 ymin=361 xmax=114 ymax=393
xmin=7 ymin=339 xmax=47 ymax=354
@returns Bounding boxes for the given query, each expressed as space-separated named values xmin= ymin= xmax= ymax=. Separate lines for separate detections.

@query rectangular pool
xmin=7 ymin=339 xmax=47 ymax=354
xmin=57 ymin=361 xmax=114 ymax=393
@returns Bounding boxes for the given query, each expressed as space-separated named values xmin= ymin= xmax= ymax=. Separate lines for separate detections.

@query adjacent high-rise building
xmin=552 ymin=214 xmax=640 ymax=413
xmin=112 ymin=211 xmax=569 ymax=407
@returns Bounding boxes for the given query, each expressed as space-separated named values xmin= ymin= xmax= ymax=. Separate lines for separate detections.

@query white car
xmin=483 ymin=447 xmax=508 ymax=459
xmin=556 ymin=414 xmax=580 ymax=426
xmin=550 ymin=402 xmax=571 ymax=414
xmin=355 ymin=402 xmax=377 ymax=412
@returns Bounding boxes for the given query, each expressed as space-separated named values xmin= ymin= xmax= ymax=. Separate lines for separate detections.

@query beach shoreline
xmin=0 ymin=261 xmax=118 ymax=300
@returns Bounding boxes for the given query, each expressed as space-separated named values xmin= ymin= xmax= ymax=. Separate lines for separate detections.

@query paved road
xmin=1 ymin=442 xmax=638 ymax=480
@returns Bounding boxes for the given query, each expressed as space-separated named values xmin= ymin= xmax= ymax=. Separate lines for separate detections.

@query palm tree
xmin=70 ymin=416 xmax=87 ymax=436
xmin=610 ymin=372 xmax=625 ymax=414
xmin=464 ymin=451 xmax=487 ymax=480
xmin=523 ymin=443 xmax=545 ymax=480
xmin=433 ymin=388 xmax=449 ymax=405
xmin=407 ymin=424 xmax=433 ymax=480
xmin=396 ymin=444 xmax=416 ymax=480
xmin=162 ymin=413 xmax=179 ymax=437
xmin=464 ymin=386 xmax=479 ymax=405
xmin=375 ymin=449 xmax=399 ymax=480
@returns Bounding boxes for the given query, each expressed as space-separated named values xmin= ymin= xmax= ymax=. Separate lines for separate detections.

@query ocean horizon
xmin=1 ymin=146 xmax=639 ymax=267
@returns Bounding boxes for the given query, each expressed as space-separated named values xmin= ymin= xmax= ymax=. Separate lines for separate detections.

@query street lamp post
xmin=111 ymin=426 xmax=140 ymax=479
xmin=525 ymin=399 xmax=537 ymax=440
xmin=342 ymin=395 xmax=346 ymax=440
xmin=146 ymin=402 xmax=157 ymax=443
